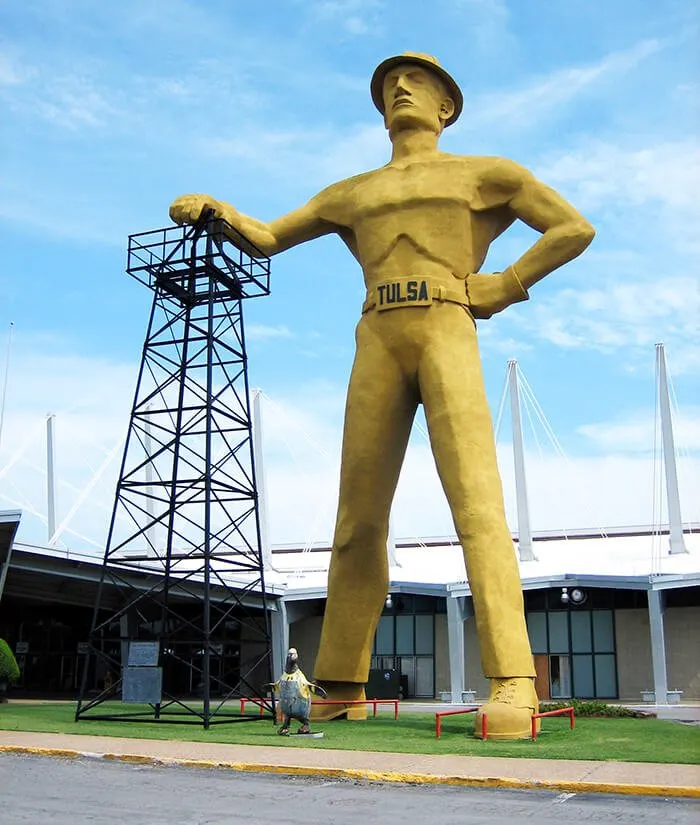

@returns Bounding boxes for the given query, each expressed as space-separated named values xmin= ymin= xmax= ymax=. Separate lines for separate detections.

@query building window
xmin=527 ymin=596 xmax=618 ymax=699
xmin=370 ymin=596 xmax=436 ymax=698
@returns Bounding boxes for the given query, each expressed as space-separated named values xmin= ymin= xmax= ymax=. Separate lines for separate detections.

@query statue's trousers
xmin=314 ymin=300 xmax=536 ymax=682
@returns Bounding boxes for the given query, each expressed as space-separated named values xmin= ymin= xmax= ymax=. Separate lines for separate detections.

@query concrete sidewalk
xmin=1 ymin=730 xmax=698 ymax=798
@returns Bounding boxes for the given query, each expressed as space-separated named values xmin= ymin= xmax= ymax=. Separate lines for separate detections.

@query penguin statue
xmin=269 ymin=647 xmax=328 ymax=735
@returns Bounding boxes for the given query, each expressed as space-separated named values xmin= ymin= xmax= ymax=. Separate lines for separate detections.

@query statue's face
xmin=382 ymin=63 xmax=454 ymax=135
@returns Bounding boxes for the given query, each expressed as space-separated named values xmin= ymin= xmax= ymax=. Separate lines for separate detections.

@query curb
xmin=1 ymin=745 xmax=699 ymax=799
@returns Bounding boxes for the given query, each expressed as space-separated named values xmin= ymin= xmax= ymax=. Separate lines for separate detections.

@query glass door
xmin=550 ymin=655 xmax=572 ymax=698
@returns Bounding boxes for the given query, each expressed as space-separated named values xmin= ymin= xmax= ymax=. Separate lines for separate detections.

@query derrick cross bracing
xmin=76 ymin=212 xmax=275 ymax=728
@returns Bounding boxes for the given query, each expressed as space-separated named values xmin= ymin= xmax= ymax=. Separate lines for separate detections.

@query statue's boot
xmin=474 ymin=677 xmax=539 ymax=740
xmin=310 ymin=682 xmax=367 ymax=721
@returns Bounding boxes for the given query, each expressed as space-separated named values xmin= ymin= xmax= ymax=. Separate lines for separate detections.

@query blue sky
xmin=0 ymin=0 xmax=698 ymax=551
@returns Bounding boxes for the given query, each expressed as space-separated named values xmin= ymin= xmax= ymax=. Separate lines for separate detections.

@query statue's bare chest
xmin=345 ymin=162 xmax=475 ymax=225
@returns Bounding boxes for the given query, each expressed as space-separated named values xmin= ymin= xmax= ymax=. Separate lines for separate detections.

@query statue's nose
xmin=394 ymin=76 xmax=411 ymax=96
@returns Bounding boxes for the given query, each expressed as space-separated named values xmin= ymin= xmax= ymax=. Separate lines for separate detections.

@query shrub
xmin=0 ymin=639 xmax=20 ymax=685
xmin=539 ymin=699 xmax=648 ymax=718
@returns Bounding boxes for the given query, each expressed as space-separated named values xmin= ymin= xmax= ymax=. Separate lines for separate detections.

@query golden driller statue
xmin=170 ymin=52 xmax=595 ymax=739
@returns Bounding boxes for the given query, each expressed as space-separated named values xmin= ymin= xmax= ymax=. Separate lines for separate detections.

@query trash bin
xmin=367 ymin=668 xmax=400 ymax=699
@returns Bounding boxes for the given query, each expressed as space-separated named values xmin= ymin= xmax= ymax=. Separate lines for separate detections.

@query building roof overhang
xmin=2 ymin=539 xmax=284 ymax=610
xmin=0 ymin=510 xmax=21 ymax=566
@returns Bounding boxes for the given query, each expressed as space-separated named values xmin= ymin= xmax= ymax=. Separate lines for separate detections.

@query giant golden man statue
xmin=170 ymin=53 xmax=595 ymax=739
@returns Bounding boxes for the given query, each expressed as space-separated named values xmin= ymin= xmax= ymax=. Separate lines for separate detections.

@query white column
xmin=656 ymin=344 xmax=687 ymax=555
xmin=0 ymin=543 xmax=14 ymax=604
xmin=647 ymin=588 xmax=668 ymax=704
xmin=447 ymin=595 xmax=466 ymax=703
xmin=508 ymin=361 xmax=535 ymax=562
xmin=270 ymin=598 xmax=289 ymax=680
xmin=46 ymin=413 xmax=57 ymax=545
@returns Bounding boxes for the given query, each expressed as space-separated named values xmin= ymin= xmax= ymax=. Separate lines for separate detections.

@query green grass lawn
xmin=1 ymin=702 xmax=698 ymax=764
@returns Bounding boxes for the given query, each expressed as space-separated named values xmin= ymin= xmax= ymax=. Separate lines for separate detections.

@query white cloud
xmin=476 ymin=325 xmax=535 ymax=357
xmin=35 ymin=76 xmax=122 ymax=130
xmin=535 ymin=139 xmax=700 ymax=249
xmin=447 ymin=0 xmax=512 ymax=50
xmin=578 ymin=407 xmax=700 ymax=453
xmin=489 ymin=136 xmax=700 ymax=369
xmin=247 ymin=324 xmax=295 ymax=341
xmin=0 ymin=177 xmax=127 ymax=245
xmin=521 ymin=276 xmax=700 ymax=371
xmin=0 ymin=61 xmax=125 ymax=132
xmin=208 ymin=122 xmax=388 ymax=187
xmin=454 ymin=38 xmax=664 ymax=135
xmin=0 ymin=53 xmax=29 ymax=86
xmin=306 ymin=0 xmax=383 ymax=35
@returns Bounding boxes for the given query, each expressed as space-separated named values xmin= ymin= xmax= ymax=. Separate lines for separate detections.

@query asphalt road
xmin=2 ymin=753 xmax=698 ymax=824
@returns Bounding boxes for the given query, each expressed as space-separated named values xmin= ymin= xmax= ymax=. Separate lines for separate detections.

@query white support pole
xmin=270 ymin=598 xmax=289 ymax=680
xmin=508 ymin=361 xmax=535 ymax=562
xmin=46 ymin=413 xmax=57 ymax=545
xmin=648 ymin=588 xmax=668 ymax=704
xmin=0 ymin=543 xmax=14 ymax=604
xmin=446 ymin=595 xmax=466 ymax=703
xmin=251 ymin=390 xmax=273 ymax=571
xmin=656 ymin=344 xmax=687 ymax=555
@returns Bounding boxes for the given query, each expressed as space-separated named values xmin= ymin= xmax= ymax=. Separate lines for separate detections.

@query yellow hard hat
xmin=370 ymin=52 xmax=463 ymax=127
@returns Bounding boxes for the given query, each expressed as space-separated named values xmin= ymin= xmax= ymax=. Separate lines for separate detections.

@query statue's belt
xmin=362 ymin=277 xmax=472 ymax=315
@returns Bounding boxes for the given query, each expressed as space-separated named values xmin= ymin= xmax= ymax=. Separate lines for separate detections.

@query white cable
xmin=49 ymin=435 xmax=125 ymax=545
xmin=0 ymin=418 xmax=46 ymax=480
xmin=0 ymin=491 xmax=48 ymax=524
xmin=413 ymin=419 xmax=430 ymax=442
xmin=261 ymin=391 xmax=332 ymax=460
xmin=517 ymin=370 xmax=567 ymax=460
xmin=517 ymin=364 xmax=608 ymax=539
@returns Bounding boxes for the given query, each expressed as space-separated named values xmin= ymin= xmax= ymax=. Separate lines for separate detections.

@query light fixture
xmin=561 ymin=586 xmax=587 ymax=605
xmin=570 ymin=588 xmax=587 ymax=605
xmin=385 ymin=594 xmax=393 ymax=609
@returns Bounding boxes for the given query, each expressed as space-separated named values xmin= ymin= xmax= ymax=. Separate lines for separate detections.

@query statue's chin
xmin=388 ymin=113 xmax=440 ymax=138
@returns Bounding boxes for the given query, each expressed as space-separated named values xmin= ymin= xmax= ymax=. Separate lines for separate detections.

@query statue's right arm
xmin=169 ymin=192 xmax=336 ymax=257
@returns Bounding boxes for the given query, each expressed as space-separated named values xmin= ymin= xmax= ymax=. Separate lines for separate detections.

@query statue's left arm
xmin=468 ymin=161 xmax=595 ymax=319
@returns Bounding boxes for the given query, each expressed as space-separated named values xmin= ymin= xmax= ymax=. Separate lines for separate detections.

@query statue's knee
xmin=457 ymin=511 xmax=504 ymax=544
xmin=334 ymin=520 xmax=387 ymax=555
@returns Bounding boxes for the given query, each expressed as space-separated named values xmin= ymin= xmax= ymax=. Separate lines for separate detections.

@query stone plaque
xmin=127 ymin=641 xmax=159 ymax=667
xmin=122 ymin=666 xmax=163 ymax=704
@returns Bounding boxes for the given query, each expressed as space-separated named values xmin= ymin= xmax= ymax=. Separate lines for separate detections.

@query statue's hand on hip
xmin=466 ymin=267 xmax=529 ymax=320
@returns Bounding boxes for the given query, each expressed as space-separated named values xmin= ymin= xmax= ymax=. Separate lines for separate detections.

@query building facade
xmin=1 ymin=510 xmax=699 ymax=704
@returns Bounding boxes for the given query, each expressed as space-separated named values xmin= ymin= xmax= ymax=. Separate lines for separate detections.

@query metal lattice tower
xmin=76 ymin=213 xmax=276 ymax=727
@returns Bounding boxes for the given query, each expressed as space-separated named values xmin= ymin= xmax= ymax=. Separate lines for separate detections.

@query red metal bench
xmin=530 ymin=706 xmax=575 ymax=740
xmin=435 ymin=706 xmax=485 ymax=739
xmin=436 ymin=705 xmax=575 ymax=741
